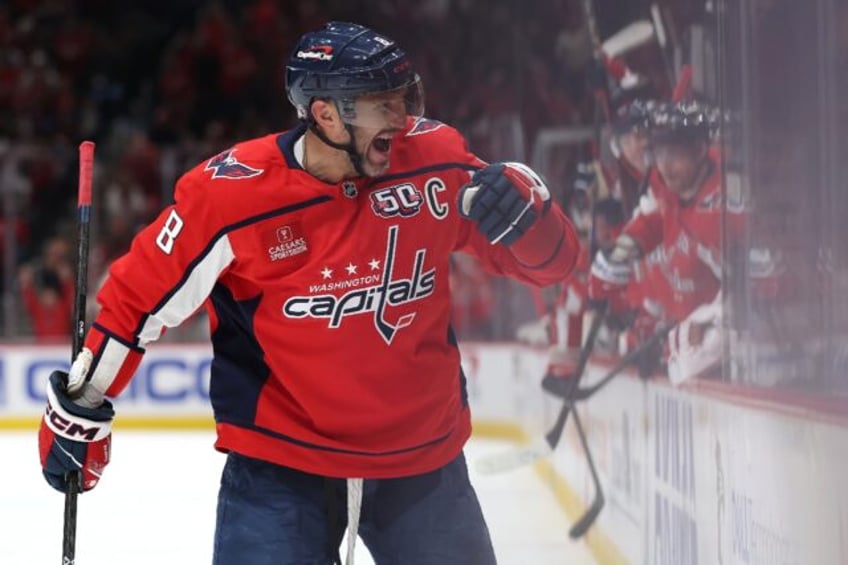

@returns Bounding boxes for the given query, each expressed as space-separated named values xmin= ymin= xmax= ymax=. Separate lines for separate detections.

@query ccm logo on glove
xmin=39 ymin=371 xmax=114 ymax=492
xmin=458 ymin=162 xmax=551 ymax=246
xmin=44 ymin=403 xmax=107 ymax=441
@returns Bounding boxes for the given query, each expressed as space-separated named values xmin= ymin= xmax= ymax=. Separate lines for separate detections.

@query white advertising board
xmin=0 ymin=344 xmax=214 ymax=419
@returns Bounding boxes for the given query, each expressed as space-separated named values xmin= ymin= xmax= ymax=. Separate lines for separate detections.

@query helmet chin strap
xmin=308 ymin=118 xmax=367 ymax=178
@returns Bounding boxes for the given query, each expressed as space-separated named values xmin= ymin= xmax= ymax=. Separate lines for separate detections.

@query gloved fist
xmin=458 ymin=162 xmax=551 ymax=246
xmin=39 ymin=370 xmax=114 ymax=493
xmin=587 ymin=250 xmax=632 ymax=312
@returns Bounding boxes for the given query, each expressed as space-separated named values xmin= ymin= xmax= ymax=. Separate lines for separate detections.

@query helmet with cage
xmin=612 ymin=98 xmax=657 ymax=135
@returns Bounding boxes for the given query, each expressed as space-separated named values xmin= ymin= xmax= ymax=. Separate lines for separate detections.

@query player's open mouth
xmin=367 ymin=132 xmax=395 ymax=168
xmin=372 ymin=133 xmax=393 ymax=154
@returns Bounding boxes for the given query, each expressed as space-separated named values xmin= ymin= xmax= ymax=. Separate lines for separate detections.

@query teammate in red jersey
xmin=38 ymin=21 xmax=579 ymax=564
xmin=609 ymin=96 xmax=657 ymax=216
xmin=588 ymin=102 xmax=745 ymax=381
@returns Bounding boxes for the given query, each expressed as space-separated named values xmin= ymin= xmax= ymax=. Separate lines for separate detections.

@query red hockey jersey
xmin=623 ymin=149 xmax=744 ymax=321
xmin=83 ymin=118 xmax=578 ymax=478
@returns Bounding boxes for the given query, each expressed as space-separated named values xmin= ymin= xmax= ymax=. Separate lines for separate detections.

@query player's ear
xmin=311 ymin=99 xmax=344 ymax=138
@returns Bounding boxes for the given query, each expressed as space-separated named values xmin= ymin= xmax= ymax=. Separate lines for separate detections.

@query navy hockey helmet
xmin=285 ymin=22 xmax=424 ymax=127
xmin=648 ymin=102 xmax=711 ymax=146
xmin=612 ymin=98 xmax=657 ymax=135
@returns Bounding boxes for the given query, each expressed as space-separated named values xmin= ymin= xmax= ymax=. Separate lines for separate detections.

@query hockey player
xmin=609 ymin=97 xmax=656 ymax=215
xmin=38 ymin=22 xmax=579 ymax=564
xmin=588 ymin=101 xmax=744 ymax=383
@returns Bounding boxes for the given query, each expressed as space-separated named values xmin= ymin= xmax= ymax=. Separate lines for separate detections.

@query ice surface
xmin=1 ymin=432 xmax=596 ymax=564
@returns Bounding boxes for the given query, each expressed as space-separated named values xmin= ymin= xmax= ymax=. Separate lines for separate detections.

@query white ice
xmin=1 ymin=432 xmax=597 ymax=564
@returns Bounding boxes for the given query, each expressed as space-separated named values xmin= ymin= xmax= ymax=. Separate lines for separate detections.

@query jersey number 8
xmin=156 ymin=210 xmax=184 ymax=254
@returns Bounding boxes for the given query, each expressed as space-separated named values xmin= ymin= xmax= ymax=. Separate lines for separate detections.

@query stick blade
xmin=569 ymin=494 xmax=605 ymax=539
xmin=474 ymin=439 xmax=553 ymax=475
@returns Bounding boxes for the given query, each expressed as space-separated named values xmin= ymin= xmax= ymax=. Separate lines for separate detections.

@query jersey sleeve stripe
xmin=91 ymin=322 xmax=145 ymax=352
xmin=131 ymin=195 xmax=333 ymax=343
xmin=138 ymin=234 xmax=236 ymax=345
xmin=84 ymin=325 xmax=144 ymax=398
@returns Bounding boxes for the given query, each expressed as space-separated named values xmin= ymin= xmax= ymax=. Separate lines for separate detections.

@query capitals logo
xmin=282 ymin=225 xmax=435 ymax=344
xmin=406 ymin=117 xmax=444 ymax=137
xmin=205 ymin=149 xmax=264 ymax=180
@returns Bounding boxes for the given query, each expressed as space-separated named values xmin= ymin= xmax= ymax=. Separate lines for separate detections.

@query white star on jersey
xmin=346 ymin=263 xmax=358 ymax=275
xmin=321 ymin=267 xmax=333 ymax=279
xmin=369 ymin=258 xmax=381 ymax=271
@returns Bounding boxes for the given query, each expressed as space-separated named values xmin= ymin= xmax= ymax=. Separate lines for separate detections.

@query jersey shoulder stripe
xmin=131 ymin=194 xmax=332 ymax=340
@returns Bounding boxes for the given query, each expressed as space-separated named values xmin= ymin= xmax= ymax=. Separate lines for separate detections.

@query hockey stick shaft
xmin=541 ymin=321 xmax=668 ymax=400
xmin=63 ymin=140 xmax=94 ymax=565
xmin=475 ymin=306 xmax=606 ymax=475
xmin=581 ymin=0 xmax=602 ymax=51
xmin=601 ymin=20 xmax=656 ymax=58
xmin=548 ymin=308 xmax=606 ymax=538
xmin=650 ymin=3 xmax=678 ymax=87
xmin=73 ymin=141 xmax=93 ymax=359
xmin=568 ymin=407 xmax=605 ymax=538
xmin=544 ymin=305 xmax=606 ymax=449
xmin=572 ymin=323 xmax=671 ymax=401
xmin=672 ymin=64 xmax=693 ymax=103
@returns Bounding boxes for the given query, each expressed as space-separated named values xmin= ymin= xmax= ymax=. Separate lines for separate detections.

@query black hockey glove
xmin=458 ymin=162 xmax=551 ymax=246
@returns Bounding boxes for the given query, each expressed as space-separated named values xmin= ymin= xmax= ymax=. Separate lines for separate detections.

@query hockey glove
xmin=587 ymin=250 xmax=632 ymax=313
xmin=458 ymin=162 xmax=551 ymax=246
xmin=39 ymin=370 xmax=114 ymax=493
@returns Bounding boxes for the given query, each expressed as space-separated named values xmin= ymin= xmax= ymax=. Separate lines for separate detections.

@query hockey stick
xmin=541 ymin=322 xmax=671 ymax=402
xmin=63 ymin=140 xmax=95 ymax=565
xmin=672 ymin=64 xmax=693 ymax=103
xmin=650 ymin=2 xmax=678 ymax=88
xmin=601 ymin=20 xmax=656 ymax=58
xmin=476 ymin=305 xmax=606 ymax=475
xmin=542 ymin=308 xmax=608 ymax=539
xmin=554 ymin=325 xmax=670 ymax=540
xmin=568 ymin=408 xmax=604 ymax=538
xmin=581 ymin=0 xmax=602 ymax=54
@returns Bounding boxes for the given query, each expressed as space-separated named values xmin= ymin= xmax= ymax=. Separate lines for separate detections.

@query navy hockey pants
xmin=212 ymin=451 xmax=497 ymax=565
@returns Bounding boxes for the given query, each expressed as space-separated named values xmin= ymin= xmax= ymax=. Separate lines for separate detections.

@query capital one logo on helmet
xmin=297 ymin=45 xmax=334 ymax=61
xmin=282 ymin=225 xmax=435 ymax=344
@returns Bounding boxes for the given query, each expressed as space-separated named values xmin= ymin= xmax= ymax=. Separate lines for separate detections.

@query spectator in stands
xmin=18 ymin=236 xmax=74 ymax=342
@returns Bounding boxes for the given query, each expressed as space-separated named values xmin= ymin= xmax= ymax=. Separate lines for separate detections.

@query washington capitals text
xmin=282 ymin=226 xmax=435 ymax=344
